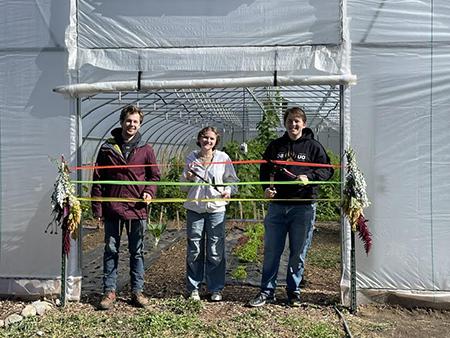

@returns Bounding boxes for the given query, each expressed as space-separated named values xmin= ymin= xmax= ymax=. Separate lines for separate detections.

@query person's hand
xmin=264 ymin=187 xmax=277 ymax=199
xmin=297 ymin=175 xmax=309 ymax=183
xmin=221 ymin=191 xmax=231 ymax=199
xmin=185 ymin=171 xmax=195 ymax=181
xmin=142 ymin=192 xmax=152 ymax=204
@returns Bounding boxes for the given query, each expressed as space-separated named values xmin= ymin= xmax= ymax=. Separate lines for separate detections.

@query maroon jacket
xmin=91 ymin=129 xmax=161 ymax=220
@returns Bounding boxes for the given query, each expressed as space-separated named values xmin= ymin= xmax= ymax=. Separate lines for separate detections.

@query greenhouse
xmin=1 ymin=0 xmax=449 ymax=310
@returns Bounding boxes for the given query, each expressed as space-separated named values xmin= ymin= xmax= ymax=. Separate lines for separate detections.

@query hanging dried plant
xmin=342 ymin=148 xmax=372 ymax=254
xmin=46 ymin=156 xmax=81 ymax=255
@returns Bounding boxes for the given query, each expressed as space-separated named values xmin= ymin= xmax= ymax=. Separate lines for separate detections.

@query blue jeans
xmin=260 ymin=203 xmax=316 ymax=296
xmin=186 ymin=210 xmax=226 ymax=293
xmin=103 ymin=218 xmax=145 ymax=293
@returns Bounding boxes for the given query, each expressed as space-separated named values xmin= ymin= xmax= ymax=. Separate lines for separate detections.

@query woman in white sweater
xmin=180 ymin=126 xmax=238 ymax=302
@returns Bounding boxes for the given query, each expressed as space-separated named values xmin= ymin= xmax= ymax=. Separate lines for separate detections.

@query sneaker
xmin=189 ymin=290 xmax=201 ymax=301
xmin=248 ymin=292 xmax=276 ymax=307
xmin=287 ymin=292 xmax=301 ymax=307
xmin=210 ymin=291 xmax=222 ymax=302
xmin=131 ymin=292 xmax=150 ymax=308
xmin=99 ymin=291 xmax=116 ymax=310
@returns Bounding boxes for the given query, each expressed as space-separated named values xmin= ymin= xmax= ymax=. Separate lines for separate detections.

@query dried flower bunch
xmin=47 ymin=156 xmax=81 ymax=255
xmin=342 ymin=148 xmax=372 ymax=254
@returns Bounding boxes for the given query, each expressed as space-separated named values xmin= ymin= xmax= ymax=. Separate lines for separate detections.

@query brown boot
xmin=99 ymin=291 xmax=116 ymax=310
xmin=131 ymin=292 xmax=149 ymax=308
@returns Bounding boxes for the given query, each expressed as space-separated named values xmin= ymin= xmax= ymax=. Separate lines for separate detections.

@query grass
xmin=279 ymin=315 xmax=341 ymax=338
xmin=1 ymin=300 xmax=347 ymax=338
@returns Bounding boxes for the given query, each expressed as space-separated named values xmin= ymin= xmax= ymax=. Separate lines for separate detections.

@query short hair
xmin=196 ymin=126 xmax=221 ymax=150
xmin=283 ymin=106 xmax=307 ymax=124
xmin=120 ymin=105 xmax=144 ymax=123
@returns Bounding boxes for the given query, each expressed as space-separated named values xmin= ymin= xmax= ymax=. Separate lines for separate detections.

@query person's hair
xmin=120 ymin=105 xmax=144 ymax=123
xmin=196 ymin=126 xmax=220 ymax=150
xmin=283 ymin=106 xmax=307 ymax=124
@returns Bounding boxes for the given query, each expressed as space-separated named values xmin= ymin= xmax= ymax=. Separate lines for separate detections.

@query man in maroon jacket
xmin=91 ymin=105 xmax=161 ymax=310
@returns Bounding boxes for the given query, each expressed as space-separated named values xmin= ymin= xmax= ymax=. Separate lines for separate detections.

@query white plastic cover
xmin=340 ymin=0 xmax=450 ymax=308
xmin=66 ymin=0 xmax=348 ymax=88
xmin=0 ymin=0 xmax=81 ymax=299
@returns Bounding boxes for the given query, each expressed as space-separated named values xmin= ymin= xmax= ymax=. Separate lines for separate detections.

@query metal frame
xmin=79 ymin=85 xmax=342 ymax=164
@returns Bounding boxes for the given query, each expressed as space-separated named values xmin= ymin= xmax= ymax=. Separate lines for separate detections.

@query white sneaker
xmin=190 ymin=290 xmax=200 ymax=301
xmin=211 ymin=291 xmax=222 ymax=302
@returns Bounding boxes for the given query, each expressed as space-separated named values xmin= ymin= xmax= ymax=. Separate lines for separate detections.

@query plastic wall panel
xmin=349 ymin=0 xmax=450 ymax=44
xmin=0 ymin=51 xmax=71 ymax=278
xmin=350 ymin=43 xmax=450 ymax=297
xmin=0 ymin=1 xmax=68 ymax=48
xmin=78 ymin=0 xmax=340 ymax=48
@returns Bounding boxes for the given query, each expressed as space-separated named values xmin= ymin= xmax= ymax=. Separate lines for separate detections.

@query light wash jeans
xmin=260 ymin=203 xmax=316 ymax=296
xmin=103 ymin=218 xmax=145 ymax=293
xmin=186 ymin=210 xmax=226 ymax=293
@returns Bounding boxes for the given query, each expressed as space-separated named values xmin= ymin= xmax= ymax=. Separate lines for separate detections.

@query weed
xmin=234 ymin=223 xmax=264 ymax=263
xmin=231 ymin=265 xmax=248 ymax=280
xmin=279 ymin=315 xmax=341 ymax=338
xmin=162 ymin=295 xmax=203 ymax=315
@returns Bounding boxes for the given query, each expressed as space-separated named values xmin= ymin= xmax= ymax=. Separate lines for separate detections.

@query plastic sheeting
xmin=66 ymin=0 xmax=347 ymax=86
xmin=0 ymin=0 xmax=80 ymax=299
xmin=341 ymin=0 xmax=450 ymax=308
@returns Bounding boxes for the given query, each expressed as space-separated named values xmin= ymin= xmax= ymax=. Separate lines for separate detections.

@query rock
xmin=36 ymin=330 xmax=44 ymax=336
xmin=32 ymin=300 xmax=53 ymax=316
xmin=0 ymin=319 xmax=4 ymax=328
xmin=5 ymin=313 xmax=23 ymax=327
xmin=21 ymin=304 xmax=37 ymax=317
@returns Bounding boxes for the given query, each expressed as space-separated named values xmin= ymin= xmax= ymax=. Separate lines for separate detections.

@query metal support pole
xmin=61 ymin=238 xmax=66 ymax=307
xmin=350 ymin=231 xmax=357 ymax=313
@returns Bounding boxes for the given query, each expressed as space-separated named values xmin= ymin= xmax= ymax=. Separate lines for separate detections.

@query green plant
xmin=316 ymin=149 xmax=341 ymax=222
xmin=151 ymin=155 xmax=185 ymax=222
xmin=234 ymin=222 xmax=264 ymax=263
xmin=279 ymin=316 xmax=341 ymax=338
xmin=231 ymin=265 xmax=248 ymax=280
xmin=223 ymin=94 xmax=281 ymax=220
xmin=162 ymin=295 xmax=203 ymax=315
xmin=146 ymin=221 xmax=167 ymax=247
xmin=80 ymin=184 xmax=94 ymax=220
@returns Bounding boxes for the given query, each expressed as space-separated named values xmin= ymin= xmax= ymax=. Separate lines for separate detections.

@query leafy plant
xmin=80 ymin=184 xmax=94 ymax=220
xmin=316 ymin=149 xmax=341 ymax=222
xmin=231 ymin=265 xmax=248 ymax=280
xmin=151 ymin=155 xmax=186 ymax=222
xmin=146 ymin=221 xmax=167 ymax=247
xmin=223 ymin=94 xmax=281 ymax=219
xmin=233 ymin=222 xmax=264 ymax=263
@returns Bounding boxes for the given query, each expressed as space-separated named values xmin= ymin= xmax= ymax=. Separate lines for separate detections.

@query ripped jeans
xmin=186 ymin=210 xmax=226 ymax=293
